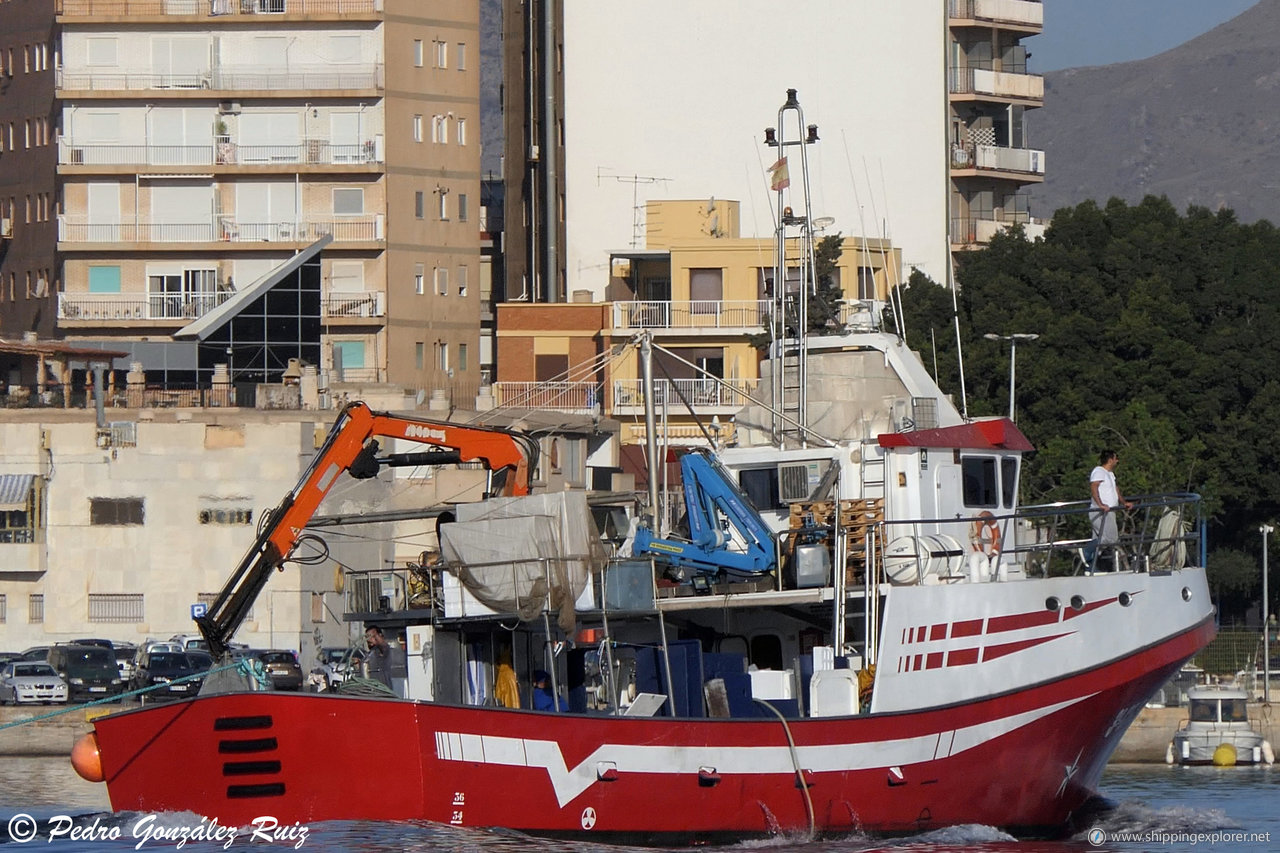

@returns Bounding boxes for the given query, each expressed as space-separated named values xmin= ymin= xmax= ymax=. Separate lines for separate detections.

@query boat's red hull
xmin=89 ymin=617 xmax=1213 ymax=841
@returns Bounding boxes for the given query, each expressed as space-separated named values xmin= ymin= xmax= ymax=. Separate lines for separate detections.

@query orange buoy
xmin=71 ymin=732 xmax=104 ymax=783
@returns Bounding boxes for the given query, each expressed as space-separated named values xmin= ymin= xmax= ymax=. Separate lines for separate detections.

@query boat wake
xmin=1073 ymin=797 xmax=1240 ymax=839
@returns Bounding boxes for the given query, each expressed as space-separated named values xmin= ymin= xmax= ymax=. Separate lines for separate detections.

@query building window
xmin=86 ymin=37 xmax=118 ymax=66
xmin=412 ymin=114 xmax=423 ymax=143
xmin=457 ymin=42 xmax=467 ymax=71
xmin=90 ymin=497 xmax=144 ymax=526
xmin=415 ymin=342 xmax=425 ymax=369
xmin=311 ymin=592 xmax=327 ymax=623
xmin=333 ymin=341 xmax=366 ymax=371
xmin=333 ymin=188 xmax=364 ymax=216
xmin=456 ymin=118 xmax=467 ymax=146
xmin=0 ymin=474 xmax=42 ymax=544
xmin=458 ymin=343 xmax=468 ymax=371
xmin=438 ymin=190 xmax=449 ymax=220
xmin=414 ymin=191 xmax=425 ymax=219
xmin=88 ymin=593 xmax=145 ymax=623
xmin=856 ymin=266 xmax=876 ymax=300
xmin=432 ymin=115 xmax=447 ymax=143
xmin=457 ymin=265 xmax=468 ymax=297
xmin=435 ymin=267 xmax=448 ymax=295
xmin=0 ymin=595 xmax=6 ymax=623
xmin=433 ymin=40 xmax=448 ymax=69
xmin=413 ymin=39 xmax=424 ymax=67
xmin=457 ymin=193 xmax=468 ymax=222
xmin=28 ymin=595 xmax=43 ymax=624
xmin=197 ymin=507 xmax=253 ymax=525
xmin=689 ymin=268 xmax=723 ymax=314
xmin=414 ymin=263 xmax=425 ymax=294
xmin=436 ymin=342 xmax=449 ymax=372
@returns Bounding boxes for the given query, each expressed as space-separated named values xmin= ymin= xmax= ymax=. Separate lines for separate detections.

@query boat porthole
xmin=1070 ymin=595 xmax=1085 ymax=611
xmin=1182 ymin=587 xmax=1192 ymax=601
xmin=1118 ymin=592 xmax=1132 ymax=607
xmin=1045 ymin=596 xmax=1060 ymax=612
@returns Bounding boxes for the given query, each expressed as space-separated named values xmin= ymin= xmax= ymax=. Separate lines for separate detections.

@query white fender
xmin=1165 ymin=741 xmax=1175 ymax=765
xmin=1262 ymin=740 xmax=1275 ymax=765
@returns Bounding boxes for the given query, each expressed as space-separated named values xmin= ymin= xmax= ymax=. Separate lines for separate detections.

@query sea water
xmin=0 ymin=757 xmax=1274 ymax=851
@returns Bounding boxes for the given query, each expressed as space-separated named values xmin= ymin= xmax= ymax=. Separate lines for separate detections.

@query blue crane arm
xmin=633 ymin=449 xmax=776 ymax=576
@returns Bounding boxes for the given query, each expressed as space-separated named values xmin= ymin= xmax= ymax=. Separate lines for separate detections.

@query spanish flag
xmin=768 ymin=157 xmax=790 ymax=191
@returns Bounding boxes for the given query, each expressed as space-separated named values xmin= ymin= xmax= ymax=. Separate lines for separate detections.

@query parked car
xmin=0 ymin=652 xmax=21 ymax=667
xmin=17 ymin=646 xmax=51 ymax=662
xmin=46 ymin=644 xmax=125 ymax=702
xmin=131 ymin=650 xmax=201 ymax=703
xmin=310 ymin=646 xmax=364 ymax=692
xmin=0 ymin=661 xmax=69 ymax=705
xmin=252 ymin=650 xmax=304 ymax=692
xmin=113 ymin=643 xmax=138 ymax=683
xmin=186 ymin=650 xmax=215 ymax=678
xmin=168 ymin=634 xmax=210 ymax=654
xmin=72 ymin=638 xmax=115 ymax=650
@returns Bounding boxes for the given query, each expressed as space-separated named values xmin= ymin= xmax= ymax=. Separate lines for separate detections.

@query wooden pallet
xmin=787 ymin=497 xmax=885 ymax=531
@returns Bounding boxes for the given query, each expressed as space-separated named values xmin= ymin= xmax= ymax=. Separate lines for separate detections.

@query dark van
xmin=47 ymin=644 xmax=125 ymax=702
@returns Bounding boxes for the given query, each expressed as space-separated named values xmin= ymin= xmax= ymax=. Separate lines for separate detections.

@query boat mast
xmin=765 ymin=89 xmax=820 ymax=448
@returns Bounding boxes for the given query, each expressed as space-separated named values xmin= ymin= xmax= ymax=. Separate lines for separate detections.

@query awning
xmin=877 ymin=418 xmax=1035 ymax=452
xmin=0 ymin=474 xmax=35 ymax=511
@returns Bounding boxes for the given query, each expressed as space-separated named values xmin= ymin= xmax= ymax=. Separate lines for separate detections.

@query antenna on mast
xmin=763 ymin=88 xmax=820 ymax=448
xmin=597 ymin=168 xmax=672 ymax=248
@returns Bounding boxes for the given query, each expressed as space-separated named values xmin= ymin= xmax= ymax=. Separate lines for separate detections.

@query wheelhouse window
xmin=961 ymin=456 xmax=998 ymax=508
xmin=1189 ymin=699 xmax=1218 ymax=723
xmin=1001 ymin=457 xmax=1019 ymax=507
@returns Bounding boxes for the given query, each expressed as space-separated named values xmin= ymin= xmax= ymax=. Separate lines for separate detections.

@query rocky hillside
xmin=1030 ymin=0 xmax=1280 ymax=224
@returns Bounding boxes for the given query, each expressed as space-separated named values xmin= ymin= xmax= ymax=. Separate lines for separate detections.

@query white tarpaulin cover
xmin=441 ymin=491 xmax=607 ymax=632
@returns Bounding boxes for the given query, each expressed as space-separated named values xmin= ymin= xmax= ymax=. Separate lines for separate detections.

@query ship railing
xmin=864 ymin=492 xmax=1202 ymax=584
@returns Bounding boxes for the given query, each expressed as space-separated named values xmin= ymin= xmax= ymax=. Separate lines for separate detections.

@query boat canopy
xmin=878 ymin=418 xmax=1035 ymax=452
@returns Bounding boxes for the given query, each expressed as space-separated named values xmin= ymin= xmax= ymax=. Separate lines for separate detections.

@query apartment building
xmin=0 ymin=2 xmax=59 ymax=340
xmin=947 ymin=0 xmax=1046 ymax=249
xmin=0 ymin=0 xmax=484 ymax=401
xmin=494 ymin=199 xmax=900 ymax=449
xmin=561 ymin=1 xmax=1043 ymax=297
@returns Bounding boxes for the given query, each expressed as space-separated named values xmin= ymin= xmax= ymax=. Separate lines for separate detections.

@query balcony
xmin=491 ymin=382 xmax=599 ymax=415
xmin=611 ymin=378 xmax=757 ymax=416
xmin=59 ymin=136 xmax=383 ymax=167
xmin=951 ymin=216 xmax=1046 ymax=247
xmin=58 ymin=214 xmax=385 ymax=244
xmin=951 ymin=144 xmax=1045 ymax=176
xmin=949 ymin=0 xmax=1042 ymax=29
xmin=611 ymin=299 xmax=769 ymax=333
xmin=57 ymin=0 xmax=383 ymax=17
xmin=59 ymin=291 xmax=235 ymax=322
xmin=949 ymin=67 xmax=1043 ymax=101
xmin=56 ymin=64 xmax=383 ymax=93
xmin=322 ymin=291 xmax=384 ymax=320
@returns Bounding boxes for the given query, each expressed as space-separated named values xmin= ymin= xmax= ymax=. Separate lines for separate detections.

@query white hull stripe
xmin=434 ymin=694 xmax=1092 ymax=807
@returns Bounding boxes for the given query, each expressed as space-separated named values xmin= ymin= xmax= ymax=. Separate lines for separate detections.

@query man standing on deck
xmin=363 ymin=625 xmax=394 ymax=690
xmin=1088 ymin=450 xmax=1133 ymax=571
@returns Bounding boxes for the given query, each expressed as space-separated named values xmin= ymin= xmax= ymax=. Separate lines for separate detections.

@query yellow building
xmin=496 ymin=199 xmax=900 ymax=448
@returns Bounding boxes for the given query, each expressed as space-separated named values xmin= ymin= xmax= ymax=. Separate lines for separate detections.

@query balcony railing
xmin=58 ymin=214 xmax=385 ymax=243
xmin=612 ymin=299 xmax=769 ymax=331
xmin=57 ymin=64 xmax=383 ymax=92
xmin=57 ymin=0 xmax=383 ymax=14
xmin=59 ymin=291 xmax=236 ymax=321
xmin=952 ymin=216 xmax=1045 ymax=245
xmin=490 ymin=382 xmax=599 ymax=414
xmin=323 ymin=291 xmax=384 ymax=319
xmin=60 ymin=136 xmax=383 ymax=167
xmin=949 ymin=0 xmax=1042 ymax=28
xmin=952 ymin=144 xmax=1045 ymax=175
xmin=612 ymin=378 xmax=757 ymax=412
xmin=949 ymin=67 xmax=1044 ymax=100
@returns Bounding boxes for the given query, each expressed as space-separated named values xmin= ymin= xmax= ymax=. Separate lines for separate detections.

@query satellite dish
xmin=811 ymin=216 xmax=836 ymax=230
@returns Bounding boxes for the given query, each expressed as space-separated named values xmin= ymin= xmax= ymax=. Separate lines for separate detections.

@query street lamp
xmin=984 ymin=333 xmax=1040 ymax=422
xmin=1263 ymin=523 xmax=1274 ymax=703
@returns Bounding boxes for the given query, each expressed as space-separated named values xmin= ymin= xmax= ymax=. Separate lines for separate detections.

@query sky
xmin=1029 ymin=0 xmax=1259 ymax=71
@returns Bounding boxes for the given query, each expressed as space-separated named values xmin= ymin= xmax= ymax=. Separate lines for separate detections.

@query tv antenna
xmin=597 ymin=168 xmax=672 ymax=248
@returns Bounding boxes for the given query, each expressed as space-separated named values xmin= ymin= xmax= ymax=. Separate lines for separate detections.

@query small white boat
xmin=1167 ymin=685 xmax=1275 ymax=765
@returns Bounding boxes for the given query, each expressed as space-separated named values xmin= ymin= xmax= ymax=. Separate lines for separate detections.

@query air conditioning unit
xmin=218 ymin=101 xmax=242 ymax=114
xmin=778 ymin=461 xmax=823 ymax=504
xmin=0 ymin=218 xmax=11 ymax=238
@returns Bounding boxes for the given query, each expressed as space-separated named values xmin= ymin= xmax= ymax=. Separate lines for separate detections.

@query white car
xmin=0 ymin=661 xmax=69 ymax=705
